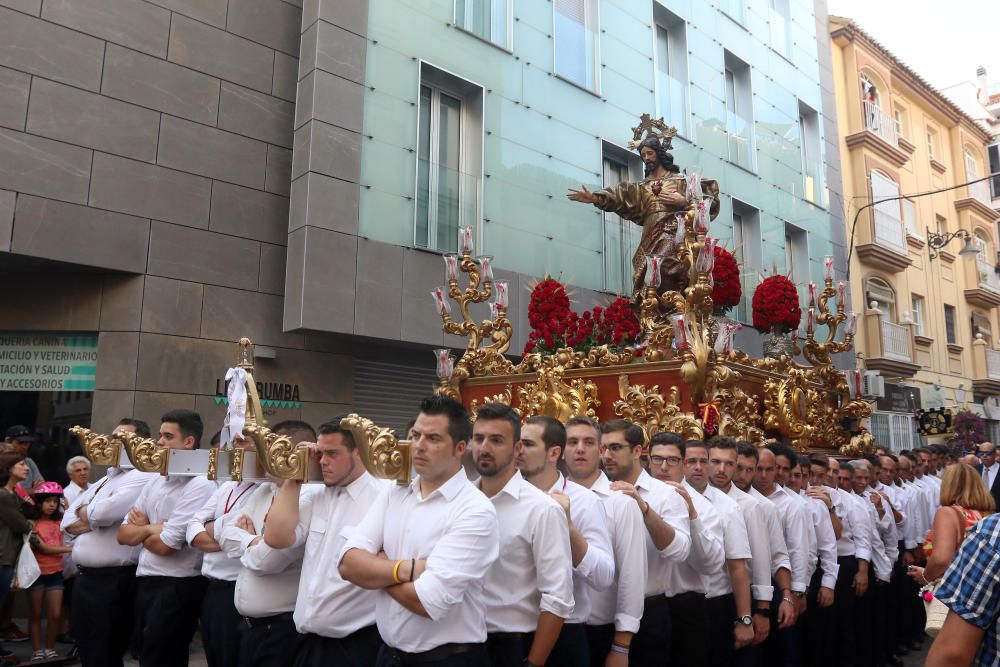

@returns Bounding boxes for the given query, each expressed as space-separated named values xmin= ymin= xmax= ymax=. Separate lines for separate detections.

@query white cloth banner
xmin=221 ymin=367 xmax=248 ymax=447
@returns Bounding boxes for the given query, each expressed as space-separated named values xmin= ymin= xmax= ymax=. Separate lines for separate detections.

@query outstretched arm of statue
xmin=566 ymin=186 xmax=598 ymax=204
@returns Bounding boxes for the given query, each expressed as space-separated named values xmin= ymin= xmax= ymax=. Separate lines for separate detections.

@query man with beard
xmin=220 ymin=420 xmax=316 ymax=667
xmin=563 ymin=417 xmax=646 ymax=667
xmin=264 ymin=419 xmax=386 ymax=666
xmin=600 ymin=426 xmax=691 ymax=666
xmin=516 ymin=416 xmax=614 ymax=666
xmin=470 ymin=404 xmax=574 ymax=667
xmin=707 ymin=436 xmax=781 ymax=667
xmin=682 ymin=439 xmax=754 ymax=666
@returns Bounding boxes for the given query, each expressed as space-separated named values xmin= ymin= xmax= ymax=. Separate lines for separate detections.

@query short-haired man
xmin=62 ymin=419 xmax=155 ymax=667
xmin=647 ymin=434 xmax=725 ymax=667
xmin=64 ymin=457 xmax=91 ymax=506
xmin=517 ymin=416 xmax=614 ymax=665
xmin=471 ymin=403 xmax=574 ymax=667
xmin=4 ymin=425 xmax=43 ymax=490
xmin=975 ymin=443 xmax=1000 ymax=510
xmin=264 ymin=418 xmax=384 ymax=666
xmin=340 ymin=396 xmax=500 ymax=666
xmin=830 ymin=460 xmax=873 ymax=667
xmin=221 ymin=420 xmax=317 ymax=667
xmin=601 ymin=426 xmax=691 ymax=665
xmin=683 ymin=439 xmax=754 ymax=665
xmin=707 ymin=436 xmax=780 ymax=661
xmin=564 ymin=417 xmax=646 ymax=665
xmin=117 ymin=409 xmax=217 ymax=667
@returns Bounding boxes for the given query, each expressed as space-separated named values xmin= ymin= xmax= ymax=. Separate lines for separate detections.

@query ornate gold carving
xmin=714 ymin=385 xmax=766 ymax=444
xmin=340 ymin=414 xmax=411 ymax=485
xmin=207 ymin=448 xmax=218 ymax=481
xmin=230 ymin=448 xmax=245 ymax=483
xmin=839 ymin=430 xmax=875 ymax=456
xmin=116 ymin=431 xmax=170 ymax=475
xmin=801 ymin=276 xmax=854 ymax=367
xmin=69 ymin=427 xmax=121 ymax=467
xmin=613 ymin=375 xmax=703 ymax=441
xmin=469 ymin=386 xmax=514 ymax=419
xmin=515 ymin=367 xmax=600 ymax=423
xmin=243 ymin=424 xmax=309 ymax=483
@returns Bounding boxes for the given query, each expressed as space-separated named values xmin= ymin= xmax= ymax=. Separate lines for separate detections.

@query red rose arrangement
xmin=751 ymin=274 xmax=801 ymax=333
xmin=524 ymin=279 xmax=641 ymax=357
xmin=711 ymin=246 xmax=741 ymax=310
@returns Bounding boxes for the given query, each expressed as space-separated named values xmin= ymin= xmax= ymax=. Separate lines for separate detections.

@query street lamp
xmin=926 ymin=227 xmax=979 ymax=261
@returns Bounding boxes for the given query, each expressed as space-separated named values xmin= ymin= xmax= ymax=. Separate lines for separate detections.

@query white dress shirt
xmin=983 ymin=463 xmax=999 ymax=490
xmin=586 ymin=472 xmax=647 ymax=633
xmin=757 ymin=485 xmax=811 ymax=593
xmin=748 ymin=487 xmax=793 ymax=585
xmin=125 ymin=476 xmax=217 ymax=578
xmin=668 ymin=482 xmax=725 ymax=596
xmin=875 ymin=481 xmax=907 ymax=540
xmin=186 ymin=481 xmax=258 ymax=581
xmin=482 ymin=471 xmax=575 ymax=633
xmin=832 ymin=485 xmax=870 ymax=563
xmin=725 ymin=484 xmax=776 ymax=602
xmin=62 ymin=468 xmax=154 ymax=568
xmin=64 ymin=481 xmax=88 ymax=507
xmin=701 ymin=484 xmax=751 ymax=598
xmin=221 ymin=482 xmax=312 ymax=618
xmin=341 ymin=468 xmax=500 ymax=652
xmin=292 ymin=473 xmax=385 ymax=637
xmin=870 ymin=484 xmax=900 ymax=565
xmin=855 ymin=490 xmax=894 ymax=583
xmin=800 ymin=492 xmax=839 ymax=589
xmin=902 ymin=480 xmax=931 ymax=545
xmin=546 ymin=474 xmax=614 ymax=623
xmin=633 ymin=470 xmax=691 ymax=597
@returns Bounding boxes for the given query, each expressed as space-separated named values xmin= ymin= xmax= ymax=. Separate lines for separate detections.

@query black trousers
xmin=834 ymin=556 xmax=859 ymax=667
xmin=72 ymin=565 xmax=137 ymax=667
xmin=856 ymin=572 xmax=874 ymax=667
xmin=667 ymin=591 xmax=709 ymax=667
xmin=706 ymin=593 xmax=736 ymax=666
xmin=202 ymin=579 xmax=241 ymax=667
xmin=135 ymin=575 xmax=207 ymax=667
xmin=631 ymin=595 xmax=671 ymax=666
xmin=584 ymin=623 xmax=614 ymax=667
xmin=294 ymin=626 xmax=383 ymax=667
xmin=802 ymin=567 xmax=835 ymax=667
xmin=486 ymin=631 xmax=533 ymax=667
xmin=376 ymin=643 xmax=488 ymax=666
xmin=764 ymin=585 xmax=799 ymax=667
xmin=238 ymin=613 xmax=298 ymax=667
xmin=872 ymin=580 xmax=889 ymax=666
xmin=547 ymin=622 xmax=589 ymax=667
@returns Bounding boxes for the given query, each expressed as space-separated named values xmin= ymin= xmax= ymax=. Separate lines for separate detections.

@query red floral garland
xmin=523 ymin=279 xmax=641 ymax=357
xmin=751 ymin=274 xmax=801 ymax=333
xmin=711 ymin=246 xmax=741 ymax=309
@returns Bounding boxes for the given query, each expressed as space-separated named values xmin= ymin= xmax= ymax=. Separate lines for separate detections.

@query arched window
xmin=975 ymin=230 xmax=990 ymax=265
xmin=860 ymin=72 xmax=895 ymax=143
xmin=860 ymin=73 xmax=881 ymax=108
xmin=865 ymin=276 xmax=895 ymax=320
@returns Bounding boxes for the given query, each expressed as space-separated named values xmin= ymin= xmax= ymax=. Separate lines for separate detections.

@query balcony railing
xmin=881 ymin=320 xmax=911 ymax=362
xmin=969 ymin=179 xmax=992 ymax=208
xmin=978 ymin=259 xmax=1000 ymax=293
xmin=988 ymin=348 xmax=1000 ymax=380
xmin=863 ymin=100 xmax=898 ymax=147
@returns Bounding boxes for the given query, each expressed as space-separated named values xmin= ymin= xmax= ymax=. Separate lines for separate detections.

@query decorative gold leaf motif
xmin=69 ymin=426 xmax=121 ymax=468
xmin=340 ymin=414 xmax=411 ymax=486
xmin=244 ymin=424 xmax=309 ymax=482
xmin=515 ymin=368 xmax=600 ymax=423
xmin=469 ymin=386 xmax=515 ymax=420
xmin=613 ymin=375 xmax=703 ymax=441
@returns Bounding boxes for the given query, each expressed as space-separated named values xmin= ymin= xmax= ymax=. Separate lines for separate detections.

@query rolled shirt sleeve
xmin=612 ymin=497 xmax=646 ymax=633
xmin=570 ymin=490 xmax=614 ymax=593
xmin=657 ymin=489 xmax=692 ymax=561
xmin=161 ymin=478 xmax=217 ymax=551
xmin=89 ymin=472 xmax=150 ymax=528
xmin=185 ymin=486 xmax=222 ymax=546
xmin=533 ymin=502 xmax=575 ymax=621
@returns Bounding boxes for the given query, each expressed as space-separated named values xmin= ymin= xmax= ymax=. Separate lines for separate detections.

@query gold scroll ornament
xmin=340 ymin=414 xmax=412 ymax=486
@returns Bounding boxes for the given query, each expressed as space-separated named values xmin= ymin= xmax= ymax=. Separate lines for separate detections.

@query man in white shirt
xmin=264 ymin=418 xmax=386 ymax=665
xmin=340 ymin=395 xmax=500 ymax=666
xmin=754 ymin=445 xmax=812 ymax=666
xmin=188 ymin=448 xmax=258 ymax=667
xmin=518 ymin=415 xmax=614 ymax=666
xmin=64 ymin=456 xmax=91 ymax=506
xmin=471 ymin=403 xmax=574 ymax=667
xmin=684 ymin=439 xmax=754 ymax=666
xmin=835 ymin=459 xmax=878 ymax=667
xmin=855 ymin=458 xmax=899 ymax=667
xmin=603 ymin=428 xmax=690 ymax=665
xmin=647 ymin=433 xmax=725 ymax=667
xmin=62 ymin=418 xmax=154 ymax=667
xmin=564 ymin=417 xmax=646 ymax=666
xmin=220 ymin=420 xmax=316 ymax=667
xmin=117 ymin=409 xmax=218 ymax=667
xmin=708 ymin=437 xmax=783 ymax=663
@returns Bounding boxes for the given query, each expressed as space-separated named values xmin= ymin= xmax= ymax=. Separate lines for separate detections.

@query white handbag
xmin=922 ymin=582 xmax=948 ymax=637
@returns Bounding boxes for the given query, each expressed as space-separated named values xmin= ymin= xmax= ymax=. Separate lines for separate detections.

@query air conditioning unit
xmin=862 ymin=371 xmax=886 ymax=398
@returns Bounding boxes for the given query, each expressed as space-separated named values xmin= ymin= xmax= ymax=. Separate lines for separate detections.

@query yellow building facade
xmin=830 ymin=17 xmax=998 ymax=449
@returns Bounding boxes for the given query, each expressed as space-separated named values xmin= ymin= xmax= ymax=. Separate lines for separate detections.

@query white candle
xmin=847 ymin=311 xmax=858 ymax=336
xmin=837 ymin=281 xmax=847 ymax=305
xmin=674 ymin=213 xmax=687 ymax=246
xmin=808 ymin=282 xmax=817 ymax=308
xmin=671 ymin=314 xmax=688 ymax=349
xmin=697 ymin=237 xmax=717 ymax=274
xmin=494 ymin=280 xmax=509 ymax=308
xmin=431 ymin=287 xmax=451 ymax=316
xmin=824 ymin=256 xmax=834 ymax=282
xmin=807 ymin=307 xmax=815 ymax=334
xmin=459 ymin=226 xmax=474 ymax=254
xmin=433 ymin=349 xmax=454 ymax=380
xmin=479 ymin=256 xmax=494 ymax=282
xmin=443 ymin=254 xmax=458 ymax=281
xmin=645 ymin=256 xmax=663 ymax=288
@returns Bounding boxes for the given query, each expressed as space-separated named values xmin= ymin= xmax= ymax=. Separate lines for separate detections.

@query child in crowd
xmin=27 ymin=482 xmax=72 ymax=662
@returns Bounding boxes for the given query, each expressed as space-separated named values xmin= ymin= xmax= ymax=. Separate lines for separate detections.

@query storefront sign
xmin=875 ymin=385 xmax=921 ymax=413
xmin=214 ymin=378 xmax=302 ymax=409
xmin=0 ymin=334 xmax=98 ymax=391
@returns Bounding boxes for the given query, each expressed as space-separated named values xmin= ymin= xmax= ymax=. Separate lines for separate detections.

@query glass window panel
xmin=435 ymin=93 xmax=462 ymax=251
xmin=554 ymin=0 xmax=597 ymax=90
xmin=945 ymin=304 xmax=957 ymax=345
xmin=911 ymin=295 xmax=925 ymax=336
xmin=416 ymin=85 xmax=432 ymax=247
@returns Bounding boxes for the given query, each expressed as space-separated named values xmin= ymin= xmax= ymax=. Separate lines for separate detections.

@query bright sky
xmin=826 ymin=0 xmax=1000 ymax=93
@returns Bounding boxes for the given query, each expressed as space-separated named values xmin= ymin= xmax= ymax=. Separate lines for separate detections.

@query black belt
xmin=385 ymin=642 xmax=480 ymax=665
xmin=488 ymin=631 xmax=529 ymax=641
xmin=668 ymin=591 xmax=704 ymax=602
xmin=77 ymin=565 xmax=136 ymax=577
xmin=244 ymin=612 xmax=293 ymax=629
xmin=644 ymin=594 xmax=669 ymax=608
xmin=206 ymin=578 xmax=236 ymax=590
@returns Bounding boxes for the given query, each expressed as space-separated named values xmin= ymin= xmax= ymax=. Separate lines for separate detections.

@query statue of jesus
xmin=567 ymin=118 xmax=719 ymax=301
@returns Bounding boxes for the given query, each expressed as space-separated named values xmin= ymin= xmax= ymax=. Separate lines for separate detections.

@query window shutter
xmin=555 ymin=0 xmax=585 ymax=23
xmin=352 ymin=359 xmax=438 ymax=436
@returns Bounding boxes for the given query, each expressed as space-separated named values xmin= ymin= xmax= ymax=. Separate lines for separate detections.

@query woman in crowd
xmin=909 ymin=463 xmax=995 ymax=586
xmin=0 ymin=454 xmax=33 ymax=664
